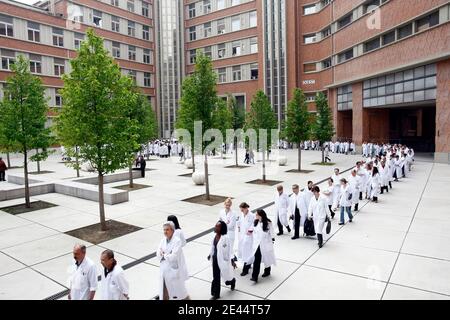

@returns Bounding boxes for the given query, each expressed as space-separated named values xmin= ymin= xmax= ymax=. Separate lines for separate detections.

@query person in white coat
xmin=237 ymin=202 xmax=255 ymax=276
xmin=308 ymin=186 xmax=331 ymax=248
xmin=208 ymin=221 xmax=236 ymax=300
xmin=99 ymin=250 xmax=129 ymax=300
xmin=251 ymin=209 xmax=276 ymax=282
xmin=394 ymin=155 xmax=403 ymax=181
xmin=348 ymin=170 xmax=361 ymax=212
xmin=378 ymin=160 xmax=390 ymax=194
xmin=370 ymin=166 xmax=381 ymax=203
xmin=338 ymin=178 xmax=354 ymax=225
xmin=331 ymin=168 xmax=342 ymax=209
xmin=322 ymin=178 xmax=336 ymax=218
xmin=69 ymin=244 xmax=98 ymax=300
xmin=288 ymin=184 xmax=306 ymax=239
xmin=157 ymin=222 xmax=189 ymax=300
xmin=167 ymin=215 xmax=186 ymax=247
xmin=219 ymin=198 xmax=237 ymax=261
xmin=274 ymin=185 xmax=291 ymax=235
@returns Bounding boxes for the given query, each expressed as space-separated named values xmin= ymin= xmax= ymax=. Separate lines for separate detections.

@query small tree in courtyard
xmin=312 ymin=92 xmax=335 ymax=163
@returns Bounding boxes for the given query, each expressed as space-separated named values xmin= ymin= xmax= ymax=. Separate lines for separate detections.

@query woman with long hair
xmin=167 ymin=215 xmax=186 ymax=247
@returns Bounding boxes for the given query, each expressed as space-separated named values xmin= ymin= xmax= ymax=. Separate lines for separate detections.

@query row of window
xmin=188 ymin=11 xmax=257 ymax=41
xmin=216 ymin=63 xmax=258 ymax=83
xmin=302 ymin=0 xmax=331 ymax=15
xmin=0 ymin=50 xmax=154 ymax=88
xmin=107 ymin=0 xmax=153 ymax=18
xmin=187 ymin=0 xmax=252 ymax=19
xmin=189 ymin=37 xmax=257 ymax=64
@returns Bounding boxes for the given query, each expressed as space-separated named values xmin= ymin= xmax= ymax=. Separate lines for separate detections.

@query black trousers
xmin=0 ymin=171 xmax=5 ymax=181
xmin=211 ymin=256 xmax=221 ymax=298
xmin=277 ymin=216 xmax=284 ymax=234
xmin=293 ymin=208 xmax=301 ymax=237
xmin=140 ymin=168 xmax=145 ymax=178
xmin=328 ymin=205 xmax=335 ymax=217
xmin=252 ymin=246 xmax=270 ymax=280
xmin=317 ymin=233 xmax=323 ymax=246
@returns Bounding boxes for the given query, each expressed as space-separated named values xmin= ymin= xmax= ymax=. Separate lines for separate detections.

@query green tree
xmin=285 ymin=88 xmax=311 ymax=171
xmin=0 ymin=55 xmax=51 ymax=208
xmin=212 ymin=98 xmax=232 ymax=159
xmin=312 ymin=92 xmax=335 ymax=163
xmin=245 ymin=90 xmax=277 ymax=183
xmin=0 ymin=118 xmax=19 ymax=168
xmin=176 ymin=51 xmax=218 ymax=200
xmin=57 ymin=29 xmax=137 ymax=231
xmin=226 ymin=94 xmax=245 ymax=167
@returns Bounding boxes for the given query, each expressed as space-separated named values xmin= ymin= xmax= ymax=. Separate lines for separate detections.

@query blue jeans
xmin=340 ymin=206 xmax=353 ymax=223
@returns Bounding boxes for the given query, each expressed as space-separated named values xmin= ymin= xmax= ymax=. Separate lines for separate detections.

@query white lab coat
xmin=69 ymin=257 xmax=98 ymax=300
xmin=100 ymin=264 xmax=129 ymax=300
xmin=331 ymin=174 xmax=341 ymax=207
xmin=288 ymin=192 xmax=308 ymax=228
xmin=322 ymin=185 xmax=334 ymax=206
xmin=237 ymin=211 xmax=255 ymax=264
xmin=252 ymin=221 xmax=276 ymax=267
xmin=274 ymin=192 xmax=289 ymax=227
xmin=210 ymin=235 xmax=234 ymax=282
xmin=394 ymin=158 xmax=403 ymax=179
xmin=347 ymin=175 xmax=360 ymax=205
xmin=308 ymin=195 xmax=330 ymax=235
xmin=174 ymin=229 xmax=187 ymax=247
xmin=378 ymin=164 xmax=390 ymax=187
xmin=219 ymin=208 xmax=237 ymax=257
xmin=339 ymin=184 xmax=353 ymax=208
xmin=157 ymin=236 xmax=189 ymax=300
xmin=370 ymin=173 xmax=381 ymax=198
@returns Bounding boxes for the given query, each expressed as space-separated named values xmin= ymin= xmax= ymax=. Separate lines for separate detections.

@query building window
xmin=382 ymin=30 xmax=396 ymax=45
xmin=338 ymin=49 xmax=354 ymax=63
xmin=203 ymin=22 xmax=212 ymax=38
xmin=54 ymin=58 xmax=65 ymax=76
xmin=338 ymin=14 xmax=352 ymax=29
xmin=218 ymin=67 xmax=226 ymax=83
xmin=188 ymin=4 xmax=196 ymax=18
xmin=189 ymin=26 xmax=196 ymax=41
xmin=143 ymin=25 xmax=150 ymax=40
xmin=55 ymin=93 xmax=63 ymax=107
xmin=112 ymin=41 xmax=121 ymax=58
xmin=232 ymin=0 xmax=241 ymax=5
xmin=398 ymin=23 xmax=412 ymax=39
xmin=217 ymin=19 xmax=226 ymax=34
xmin=232 ymin=41 xmax=242 ymax=56
xmin=231 ymin=16 xmax=241 ymax=32
xmin=322 ymin=58 xmax=332 ymax=69
xmin=144 ymin=72 xmax=151 ymax=87
xmin=0 ymin=14 xmax=14 ymax=37
xmin=128 ymin=70 xmax=137 ymax=84
xmin=363 ymin=0 xmax=381 ymax=14
xmin=249 ymin=11 xmax=257 ymax=28
xmin=416 ymin=11 xmax=439 ymax=32
xmin=203 ymin=0 xmax=211 ymax=14
xmin=143 ymin=49 xmax=151 ymax=64
xmin=305 ymin=93 xmax=316 ymax=102
xmin=321 ymin=26 xmax=331 ymax=38
xmin=217 ymin=0 xmax=225 ymax=10
xmin=93 ymin=10 xmax=102 ymax=27
xmin=29 ymin=54 xmax=42 ymax=74
xmin=303 ymin=34 xmax=316 ymax=44
xmin=1 ymin=50 xmax=15 ymax=70
xmin=217 ymin=43 xmax=226 ymax=58
xmin=111 ymin=16 xmax=120 ymax=32
xmin=304 ymin=63 xmax=316 ymax=73
xmin=337 ymin=85 xmax=353 ymax=111
xmin=52 ymin=27 xmax=64 ymax=47
xmin=204 ymin=46 xmax=212 ymax=59
xmin=303 ymin=4 xmax=316 ymax=15
xmin=232 ymin=65 xmax=241 ymax=81
xmin=128 ymin=45 xmax=136 ymax=61
xmin=127 ymin=0 xmax=135 ymax=13
xmin=250 ymin=38 xmax=258 ymax=53
xmin=251 ymin=63 xmax=259 ymax=80
xmin=128 ymin=21 xmax=136 ymax=37
xmin=27 ymin=21 xmax=40 ymax=42
xmin=142 ymin=2 xmax=149 ymax=17
xmin=364 ymin=37 xmax=380 ymax=52
xmin=111 ymin=0 xmax=119 ymax=7
xmin=189 ymin=50 xmax=196 ymax=64
xmin=74 ymin=32 xmax=84 ymax=49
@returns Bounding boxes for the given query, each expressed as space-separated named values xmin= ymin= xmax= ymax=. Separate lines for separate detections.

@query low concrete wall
xmin=54 ymin=181 xmax=128 ymax=205
xmin=75 ymin=171 xmax=141 ymax=185
xmin=0 ymin=182 xmax=55 ymax=201
xmin=7 ymin=175 xmax=43 ymax=185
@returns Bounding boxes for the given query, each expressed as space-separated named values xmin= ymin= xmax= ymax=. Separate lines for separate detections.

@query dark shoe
xmin=338 ymin=222 xmax=345 ymax=226
xmin=240 ymin=271 xmax=248 ymax=276
xmin=250 ymin=277 xmax=258 ymax=282
xmin=276 ymin=232 xmax=283 ymax=236
xmin=210 ymin=296 xmax=219 ymax=300
xmin=230 ymin=278 xmax=236 ymax=291
xmin=262 ymin=271 xmax=270 ymax=278
xmin=286 ymin=226 xmax=291 ymax=233
xmin=291 ymin=235 xmax=299 ymax=240
xmin=331 ymin=213 xmax=335 ymax=219
xmin=318 ymin=243 xmax=323 ymax=248
xmin=349 ymin=219 xmax=353 ymax=223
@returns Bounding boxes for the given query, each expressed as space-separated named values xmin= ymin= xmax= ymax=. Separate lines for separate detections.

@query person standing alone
xmin=0 ymin=157 xmax=7 ymax=181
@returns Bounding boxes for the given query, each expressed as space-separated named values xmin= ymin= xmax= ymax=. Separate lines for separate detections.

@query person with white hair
xmin=219 ymin=198 xmax=238 ymax=261
xmin=69 ymin=244 xmax=98 ymax=300
xmin=157 ymin=221 xmax=189 ymax=300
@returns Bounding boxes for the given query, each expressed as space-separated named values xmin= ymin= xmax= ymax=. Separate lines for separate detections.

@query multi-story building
xmin=293 ymin=0 xmax=450 ymax=162
xmin=0 ymin=0 xmax=156 ymax=126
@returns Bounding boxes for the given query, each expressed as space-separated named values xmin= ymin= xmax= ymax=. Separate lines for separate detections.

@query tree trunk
xmin=98 ymin=173 xmax=107 ymax=231
xmin=234 ymin=137 xmax=238 ymax=167
xmin=75 ymin=147 xmax=80 ymax=178
xmin=6 ymin=152 xmax=11 ymax=168
xmin=262 ymin=148 xmax=266 ymax=183
xmin=36 ymin=149 xmax=40 ymax=173
xmin=321 ymin=146 xmax=325 ymax=164
xmin=204 ymin=152 xmax=210 ymax=200
xmin=191 ymin=145 xmax=195 ymax=173
xmin=298 ymin=146 xmax=302 ymax=172
xmin=129 ymin=163 xmax=134 ymax=188
xmin=24 ymin=150 xmax=31 ymax=208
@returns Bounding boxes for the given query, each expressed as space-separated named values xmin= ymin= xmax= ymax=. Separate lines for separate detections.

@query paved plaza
xmin=0 ymin=149 xmax=449 ymax=300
